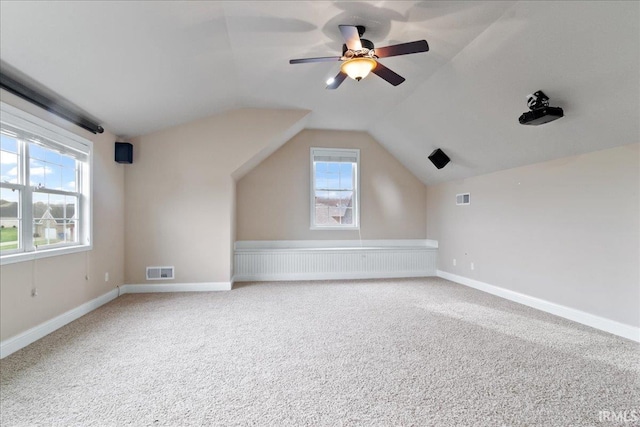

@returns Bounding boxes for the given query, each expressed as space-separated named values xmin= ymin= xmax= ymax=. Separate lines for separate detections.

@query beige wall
xmin=0 ymin=90 xmax=125 ymax=341
xmin=426 ymin=143 xmax=640 ymax=327
xmin=236 ymin=129 xmax=427 ymax=241
xmin=124 ymin=109 xmax=309 ymax=284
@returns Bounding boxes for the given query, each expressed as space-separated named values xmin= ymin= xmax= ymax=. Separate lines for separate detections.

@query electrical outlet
xmin=104 ymin=272 xmax=109 ymax=282
xmin=471 ymin=262 xmax=475 ymax=270
xmin=453 ymin=259 xmax=457 ymax=266
xmin=31 ymin=288 xmax=38 ymax=297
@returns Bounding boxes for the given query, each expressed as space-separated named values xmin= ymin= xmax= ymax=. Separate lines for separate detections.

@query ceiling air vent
xmin=146 ymin=266 xmax=175 ymax=280
xmin=456 ymin=193 xmax=470 ymax=205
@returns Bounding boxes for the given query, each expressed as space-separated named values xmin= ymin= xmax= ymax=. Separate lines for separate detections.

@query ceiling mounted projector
xmin=519 ymin=90 xmax=563 ymax=125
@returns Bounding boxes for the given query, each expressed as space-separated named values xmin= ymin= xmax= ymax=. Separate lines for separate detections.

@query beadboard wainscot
xmin=233 ymin=240 xmax=438 ymax=281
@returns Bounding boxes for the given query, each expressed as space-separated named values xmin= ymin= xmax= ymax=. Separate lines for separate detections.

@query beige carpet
xmin=1 ymin=278 xmax=638 ymax=426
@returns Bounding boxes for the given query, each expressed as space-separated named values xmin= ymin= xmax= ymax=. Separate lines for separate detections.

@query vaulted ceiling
xmin=1 ymin=1 xmax=638 ymax=184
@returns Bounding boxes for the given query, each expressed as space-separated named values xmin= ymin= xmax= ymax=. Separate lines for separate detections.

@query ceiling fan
xmin=289 ymin=25 xmax=429 ymax=89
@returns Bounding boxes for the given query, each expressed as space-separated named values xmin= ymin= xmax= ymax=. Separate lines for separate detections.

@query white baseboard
xmin=1 ymin=281 xmax=233 ymax=359
xmin=121 ymin=282 xmax=233 ymax=293
xmin=437 ymin=270 xmax=640 ymax=342
xmin=0 ymin=289 xmax=119 ymax=359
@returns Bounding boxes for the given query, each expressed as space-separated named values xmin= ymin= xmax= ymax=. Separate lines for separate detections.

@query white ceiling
xmin=1 ymin=1 xmax=638 ymax=184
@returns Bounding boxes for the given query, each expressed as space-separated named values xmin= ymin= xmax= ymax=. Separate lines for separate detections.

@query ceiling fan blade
xmin=290 ymin=56 xmax=342 ymax=64
xmin=375 ymin=40 xmax=429 ymax=58
xmin=326 ymin=71 xmax=347 ymax=90
xmin=339 ymin=25 xmax=362 ymax=51
xmin=372 ymin=62 xmax=406 ymax=86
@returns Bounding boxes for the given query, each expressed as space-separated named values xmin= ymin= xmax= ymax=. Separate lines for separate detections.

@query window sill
xmin=0 ymin=244 xmax=92 ymax=266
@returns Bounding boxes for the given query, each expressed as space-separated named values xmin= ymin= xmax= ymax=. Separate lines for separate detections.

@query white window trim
xmin=0 ymin=102 xmax=93 ymax=265
xmin=309 ymin=147 xmax=360 ymax=231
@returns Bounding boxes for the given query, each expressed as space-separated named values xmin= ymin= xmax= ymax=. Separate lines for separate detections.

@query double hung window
xmin=310 ymin=148 xmax=359 ymax=230
xmin=1 ymin=103 xmax=92 ymax=263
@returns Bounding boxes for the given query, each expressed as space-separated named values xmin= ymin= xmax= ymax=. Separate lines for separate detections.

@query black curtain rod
xmin=0 ymin=73 xmax=104 ymax=134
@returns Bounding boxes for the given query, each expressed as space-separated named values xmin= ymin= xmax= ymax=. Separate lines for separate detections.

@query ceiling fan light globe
xmin=341 ymin=58 xmax=377 ymax=81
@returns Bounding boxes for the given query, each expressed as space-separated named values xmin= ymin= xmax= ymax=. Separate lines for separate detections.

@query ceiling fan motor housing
xmin=342 ymin=39 xmax=375 ymax=56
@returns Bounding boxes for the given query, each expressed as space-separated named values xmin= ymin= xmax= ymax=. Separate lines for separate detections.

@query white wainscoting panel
xmin=234 ymin=240 xmax=437 ymax=281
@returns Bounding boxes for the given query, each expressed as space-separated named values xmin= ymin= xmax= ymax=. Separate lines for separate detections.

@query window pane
xmin=339 ymin=191 xmax=353 ymax=207
xmin=63 ymin=219 xmax=78 ymax=243
xmin=326 ymin=165 xmax=338 ymax=191
xmin=32 ymin=192 xmax=47 ymax=219
xmin=315 ymin=205 xmax=332 ymax=226
xmin=1 ymin=134 xmax=19 ymax=184
xmin=315 ymin=166 xmax=327 ymax=190
xmin=29 ymin=144 xmax=48 ymax=162
xmin=1 ymin=187 xmax=20 ymax=251
xmin=315 ymin=190 xmax=352 ymax=226
xmin=30 ymin=159 xmax=47 ymax=188
xmin=45 ymin=150 xmax=64 ymax=166
xmin=60 ymin=155 xmax=75 ymax=169
xmin=315 ymin=190 xmax=332 ymax=226
xmin=33 ymin=193 xmax=77 ymax=247
xmin=1 ymin=134 xmax=18 ymax=153
xmin=62 ymin=165 xmax=77 ymax=191
xmin=29 ymin=143 xmax=78 ymax=191
xmin=327 ymin=163 xmax=339 ymax=175
xmin=315 ymin=190 xmax=330 ymax=207
xmin=340 ymin=208 xmax=353 ymax=225
xmin=45 ymin=163 xmax=63 ymax=190
xmin=315 ymin=162 xmax=355 ymax=191
xmin=1 ymin=151 xmax=19 ymax=184
xmin=339 ymin=163 xmax=353 ymax=190
xmin=65 ymin=195 xmax=78 ymax=222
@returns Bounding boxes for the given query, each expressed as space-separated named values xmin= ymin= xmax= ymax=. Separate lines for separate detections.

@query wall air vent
xmin=146 ymin=266 xmax=175 ymax=280
xmin=456 ymin=193 xmax=470 ymax=205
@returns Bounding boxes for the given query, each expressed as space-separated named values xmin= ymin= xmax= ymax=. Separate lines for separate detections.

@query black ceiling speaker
xmin=115 ymin=142 xmax=133 ymax=164
xmin=519 ymin=90 xmax=564 ymax=125
xmin=428 ymin=148 xmax=450 ymax=169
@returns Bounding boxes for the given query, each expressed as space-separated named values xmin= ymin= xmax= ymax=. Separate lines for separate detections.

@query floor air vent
xmin=456 ymin=193 xmax=470 ymax=205
xmin=146 ymin=266 xmax=175 ymax=280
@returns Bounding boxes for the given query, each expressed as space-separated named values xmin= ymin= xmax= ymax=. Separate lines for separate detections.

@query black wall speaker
xmin=428 ymin=148 xmax=450 ymax=169
xmin=115 ymin=142 xmax=133 ymax=164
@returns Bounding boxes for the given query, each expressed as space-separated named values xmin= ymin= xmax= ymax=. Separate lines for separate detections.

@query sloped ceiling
xmin=0 ymin=1 xmax=638 ymax=185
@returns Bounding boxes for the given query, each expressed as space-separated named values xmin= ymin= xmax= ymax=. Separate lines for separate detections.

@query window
xmin=0 ymin=102 xmax=92 ymax=264
xmin=310 ymin=148 xmax=359 ymax=230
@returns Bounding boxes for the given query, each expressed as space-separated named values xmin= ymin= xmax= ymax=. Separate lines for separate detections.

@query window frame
xmin=309 ymin=147 xmax=360 ymax=231
xmin=0 ymin=102 xmax=93 ymax=265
